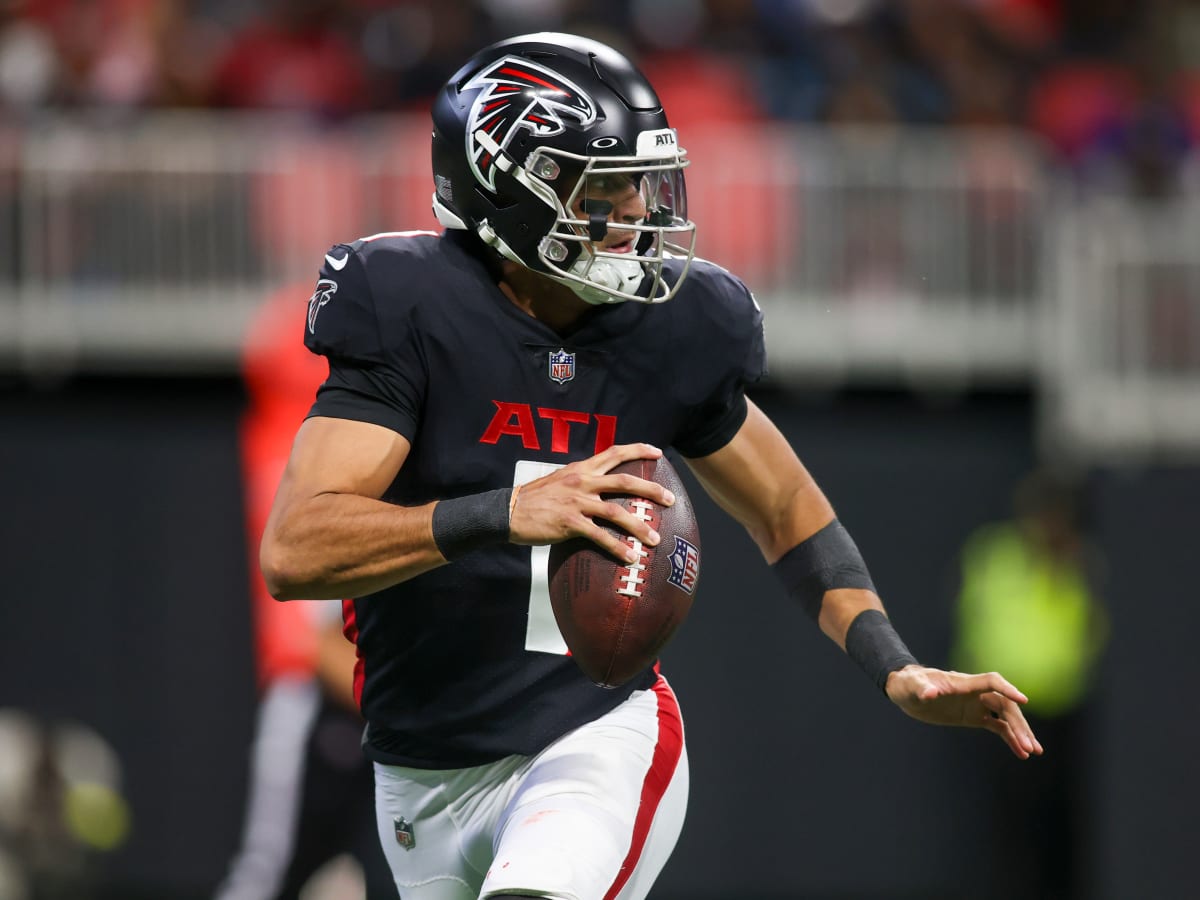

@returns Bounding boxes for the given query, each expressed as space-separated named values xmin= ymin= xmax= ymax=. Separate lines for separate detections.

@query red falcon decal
xmin=464 ymin=56 xmax=598 ymax=191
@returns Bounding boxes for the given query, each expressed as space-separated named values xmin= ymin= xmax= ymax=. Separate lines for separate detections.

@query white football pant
xmin=374 ymin=674 xmax=688 ymax=899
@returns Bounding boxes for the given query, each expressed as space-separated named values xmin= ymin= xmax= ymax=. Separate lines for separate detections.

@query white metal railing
xmin=2 ymin=112 xmax=437 ymax=371
xmin=1 ymin=113 xmax=1197 ymax=461
xmin=685 ymin=127 xmax=1045 ymax=383
xmin=0 ymin=116 xmax=1046 ymax=374
xmin=1042 ymin=190 xmax=1200 ymax=463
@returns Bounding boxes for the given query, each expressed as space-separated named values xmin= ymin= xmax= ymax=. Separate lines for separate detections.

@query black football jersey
xmin=304 ymin=229 xmax=765 ymax=768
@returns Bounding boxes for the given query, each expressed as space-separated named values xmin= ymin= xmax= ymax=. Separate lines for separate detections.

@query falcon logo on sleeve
xmin=307 ymin=278 xmax=338 ymax=334
xmin=464 ymin=57 xmax=598 ymax=191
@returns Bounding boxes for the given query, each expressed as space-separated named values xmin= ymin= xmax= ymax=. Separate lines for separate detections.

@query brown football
xmin=547 ymin=456 xmax=701 ymax=688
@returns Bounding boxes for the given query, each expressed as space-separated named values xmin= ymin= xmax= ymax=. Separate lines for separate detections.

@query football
xmin=547 ymin=455 xmax=701 ymax=688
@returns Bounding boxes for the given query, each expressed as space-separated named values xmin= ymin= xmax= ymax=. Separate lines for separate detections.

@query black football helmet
xmin=431 ymin=32 xmax=696 ymax=304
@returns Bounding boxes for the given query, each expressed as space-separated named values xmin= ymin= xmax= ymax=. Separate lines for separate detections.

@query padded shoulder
xmin=303 ymin=231 xmax=441 ymax=364
xmin=672 ymin=257 xmax=768 ymax=387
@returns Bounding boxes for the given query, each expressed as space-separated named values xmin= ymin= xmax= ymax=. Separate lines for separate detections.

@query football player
xmin=260 ymin=32 xmax=1042 ymax=900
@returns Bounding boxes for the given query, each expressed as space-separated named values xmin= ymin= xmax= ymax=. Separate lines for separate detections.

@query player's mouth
xmin=605 ymin=236 xmax=635 ymax=253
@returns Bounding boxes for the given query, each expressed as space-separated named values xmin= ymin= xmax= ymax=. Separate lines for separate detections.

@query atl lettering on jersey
xmin=480 ymin=401 xmax=617 ymax=455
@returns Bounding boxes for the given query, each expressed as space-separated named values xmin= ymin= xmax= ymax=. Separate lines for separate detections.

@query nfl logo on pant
xmin=394 ymin=816 xmax=416 ymax=850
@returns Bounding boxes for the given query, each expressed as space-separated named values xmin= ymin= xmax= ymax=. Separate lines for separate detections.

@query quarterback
xmin=261 ymin=32 xmax=1042 ymax=900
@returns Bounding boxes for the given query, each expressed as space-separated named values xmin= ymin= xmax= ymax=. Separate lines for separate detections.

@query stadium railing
xmin=0 ymin=113 xmax=1196 ymax=461
xmin=1042 ymin=170 xmax=1200 ymax=462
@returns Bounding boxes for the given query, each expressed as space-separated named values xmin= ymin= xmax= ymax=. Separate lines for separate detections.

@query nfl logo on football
xmin=548 ymin=348 xmax=575 ymax=384
xmin=668 ymin=536 xmax=700 ymax=595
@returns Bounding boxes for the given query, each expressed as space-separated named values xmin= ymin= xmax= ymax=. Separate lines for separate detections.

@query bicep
xmin=272 ymin=415 xmax=411 ymax=514
xmin=684 ymin=398 xmax=834 ymax=563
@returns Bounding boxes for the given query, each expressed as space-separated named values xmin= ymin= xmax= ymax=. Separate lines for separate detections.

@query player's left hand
xmin=884 ymin=666 xmax=1044 ymax=760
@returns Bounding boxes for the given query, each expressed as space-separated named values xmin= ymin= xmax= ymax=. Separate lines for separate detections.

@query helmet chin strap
xmin=566 ymin=254 xmax=645 ymax=305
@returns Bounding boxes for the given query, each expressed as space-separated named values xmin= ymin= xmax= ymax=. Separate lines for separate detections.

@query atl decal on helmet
xmin=464 ymin=56 xmax=598 ymax=192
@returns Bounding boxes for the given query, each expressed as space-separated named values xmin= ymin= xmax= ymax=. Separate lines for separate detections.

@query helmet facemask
xmin=530 ymin=146 xmax=696 ymax=304
xmin=446 ymin=124 xmax=697 ymax=305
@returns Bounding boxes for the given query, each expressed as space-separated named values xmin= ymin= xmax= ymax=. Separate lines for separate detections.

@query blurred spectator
xmin=976 ymin=0 xmax=1063 ymax=54
xmin=216 ymin=283 xmax=398 ymax=900
xmin=1027 ymin=59 xmax=1136 ymax=162
xmin=825 ymin=73 xmax=898 ymax=124
xmin=0 ymin=13 xmax=58 ymax=111
xmin=0 ymin=709 xmax=132 ymax=900
xmin=355 ymin=0 xmax=494 ymax=109
xmin=949 ymin=468 xmax=1108 ymax=900
xmin=0 ymin=0 xmax=1190 ymax=168
xmin=1030 ymin=33 xmax=1195 ymax=198
xmin=1058 ymin=0 xmax=1143 ymax=57
xmin=209 ymin=0 xmax=368 ymax=117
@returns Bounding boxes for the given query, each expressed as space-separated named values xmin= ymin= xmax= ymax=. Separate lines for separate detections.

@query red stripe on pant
xmin=604 ymin=675 xmax=684 ymax=900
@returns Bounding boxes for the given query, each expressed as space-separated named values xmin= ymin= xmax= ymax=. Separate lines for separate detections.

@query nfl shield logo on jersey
xmin=667 ymin=536 xmax=700 ymax=595
xmin=548 ymin=348 xmax=576 ymax=384
xmin=394 ymin=816 xmax=416 ymax=851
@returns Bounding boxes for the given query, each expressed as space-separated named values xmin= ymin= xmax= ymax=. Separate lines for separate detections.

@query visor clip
xmin=581 ymin=199 xmax=612 ymax=242
xmin=647 ymin=207 xmax=675 ymax=227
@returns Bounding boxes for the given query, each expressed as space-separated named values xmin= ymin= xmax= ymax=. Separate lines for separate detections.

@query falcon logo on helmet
xmin=464 ymin=57 xmax=598 ymax=192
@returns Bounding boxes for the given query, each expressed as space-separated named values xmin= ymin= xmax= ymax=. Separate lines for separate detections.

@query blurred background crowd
xmin=2 ymin=0 xmax=1200 ymax=194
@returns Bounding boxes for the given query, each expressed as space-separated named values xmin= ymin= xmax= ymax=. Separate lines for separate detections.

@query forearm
xmin=817 ymin=587 xmax=885 ymax=649
xmin=771 ymin=521 xmax=918 ymax=691
xmin=262 ymin=492 xmax=445 ymax=600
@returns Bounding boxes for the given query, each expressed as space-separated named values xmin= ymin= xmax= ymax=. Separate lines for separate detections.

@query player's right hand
xmin=508 ymin=443 xmax=676 ymax=563
xmin=886 ymin=666 xmax=1044 ymax=760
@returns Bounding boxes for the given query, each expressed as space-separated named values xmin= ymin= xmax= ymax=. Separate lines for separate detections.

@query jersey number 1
xmin=515 ymin=460 xmax=570 ymax=656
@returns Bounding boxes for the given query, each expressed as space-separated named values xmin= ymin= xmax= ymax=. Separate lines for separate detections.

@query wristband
xmin=771 ymin=519 xmax=876 ymax=620
xmin=844 ymin=609 xmax=919 ymax=693
xmin=431 ymin=488 xmax=513 ymax=560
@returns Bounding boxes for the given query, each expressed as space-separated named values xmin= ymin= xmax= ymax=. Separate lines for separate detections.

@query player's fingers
xmin=959 ymin=671 xmax=1029 ymax=705
xmin=589 ymin=442 xmax=663 ymax=472
xmin=980 ymin=693 xmax=1042 ymax=756
xmin=980 ymin=713 xmax=1029 ymax=759
xmin=587 ymin=499 xmax=661 ymax=547
xmin=578 ymin=518 xmax=643 ymax=563
xmin=596 ymin=473 xmax=676 ymax=507
xmin=978 ymin=690 xmax=1008 ymax=716
xmin=998 ymin=703 xmax=1043 ymax=756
